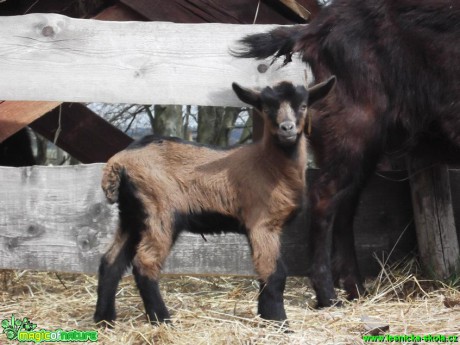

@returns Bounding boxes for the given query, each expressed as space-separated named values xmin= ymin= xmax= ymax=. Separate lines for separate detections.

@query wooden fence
xmin=0 ymin=164 xmax=422 ymax=277
xmin=0 ymin=14 xmax=459 ymax=278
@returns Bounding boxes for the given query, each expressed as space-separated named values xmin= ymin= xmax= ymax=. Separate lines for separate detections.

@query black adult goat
xmin=233 ymin=0 xmax=460 ymax=307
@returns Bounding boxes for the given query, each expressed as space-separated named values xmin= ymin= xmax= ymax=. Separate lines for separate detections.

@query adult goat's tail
xmin=101 ymin=160 xmax=123 ymax=204
xmin=230 ymin=26 xmax=305 ymax=65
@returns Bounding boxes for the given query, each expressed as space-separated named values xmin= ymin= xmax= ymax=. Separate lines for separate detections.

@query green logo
xmin=1 ymin=314 xmax=98 ymax=343
xmin=1 ymin=314 xmax=37 ymax=340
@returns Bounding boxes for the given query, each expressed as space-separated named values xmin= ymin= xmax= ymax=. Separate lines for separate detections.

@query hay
xmin=1 ymin=259 xmax=459 ymax=345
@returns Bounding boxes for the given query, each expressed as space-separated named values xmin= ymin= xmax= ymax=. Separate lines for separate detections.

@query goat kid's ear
xmin=307 ymin=75 xmax=336 ymax=106
xmin=232 ymin=82 xmax=261 ymax=109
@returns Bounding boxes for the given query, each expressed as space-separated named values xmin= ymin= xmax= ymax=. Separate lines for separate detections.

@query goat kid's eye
xmin=262 ymin=106 xmax=270 ymax=114
xmin=300 ymin=104 xmax=308 ymax=111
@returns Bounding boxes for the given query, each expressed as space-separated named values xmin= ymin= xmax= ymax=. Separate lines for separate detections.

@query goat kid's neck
xmin=258 ymin=127 xmax=307 ymax=167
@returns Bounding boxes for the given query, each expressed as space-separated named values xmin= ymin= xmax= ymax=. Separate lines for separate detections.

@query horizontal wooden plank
xmin=0 ymin=165 xmax=418 ymax=277
xmin=0 ymin=4 xmax=151 ymax=143
xmin=0 ymin=14 xmax=307 ymax=106
xmin=0 ymin=101 xmax=61 ymax=142
xmin=0 ymin=164 xmax=256 ymax=275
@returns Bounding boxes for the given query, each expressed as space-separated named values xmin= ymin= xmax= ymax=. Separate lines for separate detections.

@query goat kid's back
xmin=102 ymin=135 xmax=305 ymax=229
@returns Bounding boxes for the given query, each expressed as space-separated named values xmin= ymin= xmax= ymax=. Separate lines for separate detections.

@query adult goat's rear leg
xmin=309 ymin=155 xmax=379 ymax=307
xmin=330 ymin=146 xmax=381 ymax=300
xmin=331 ymin=186 xmax=366 ymax=300
xmin=308 ymin=175 xmax=339 ymax=308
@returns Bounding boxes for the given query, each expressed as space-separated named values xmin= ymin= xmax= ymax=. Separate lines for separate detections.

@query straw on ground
xmin=1 ymin=259 xmax=459 ymax=345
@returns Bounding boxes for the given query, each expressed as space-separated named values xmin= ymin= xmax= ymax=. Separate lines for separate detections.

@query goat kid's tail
xmin=230 ymin=26 xmax=305 ymax=65
xmin=101 ymin=160 xmax=123 ymax=204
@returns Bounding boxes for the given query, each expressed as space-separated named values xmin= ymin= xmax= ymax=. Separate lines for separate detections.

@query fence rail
xmin=0 ymin=165 xmax=433 ymax=277
xmin=0 ymin=14 xmax=307 ymax=106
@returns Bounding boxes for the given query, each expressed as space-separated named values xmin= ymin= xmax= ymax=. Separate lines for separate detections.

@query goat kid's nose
xmin=279 ymin=121 xmax=295 ymax=132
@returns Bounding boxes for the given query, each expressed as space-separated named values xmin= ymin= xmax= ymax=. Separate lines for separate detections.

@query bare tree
xmin=88 ymin=103 xmax=148 ymax=134
xmin=153 ymin=105 xmax=183 ymax=137
xmin=196 ymin=106 xmax=240 ymax=146
xmin=88 ymin=102 xmax=253 ymax=146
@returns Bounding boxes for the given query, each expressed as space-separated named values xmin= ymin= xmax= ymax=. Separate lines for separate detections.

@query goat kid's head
xmin=232 ymin=76 xmax=336 ymax=146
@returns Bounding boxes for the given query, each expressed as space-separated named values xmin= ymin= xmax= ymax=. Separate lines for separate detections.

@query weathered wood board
xmin=0 ymin=14 xmax=308 ymax=106
xmin=0 ymin=165 xmax=421 ymax=277
xmin=0 ymin=164 xmax=254 ymax=275
xmin=0 ymin=2 xmax=145 ymax=143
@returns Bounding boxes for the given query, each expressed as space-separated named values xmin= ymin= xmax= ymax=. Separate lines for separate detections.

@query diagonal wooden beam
xmin=278 ymin=0 xmax=311 ymax=20
xmin=0 ymin=101 xmax=61 ymax=142
xmin=30 ymin=103 xmax=133 ymax=163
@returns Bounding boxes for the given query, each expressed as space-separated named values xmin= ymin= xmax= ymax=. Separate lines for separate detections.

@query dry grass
xmin=1 ymin=259 xmax=459 ymax=345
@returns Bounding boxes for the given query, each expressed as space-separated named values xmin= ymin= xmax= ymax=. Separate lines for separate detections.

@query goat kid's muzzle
xmin=277 ymin=121 xmax=298 ymax=145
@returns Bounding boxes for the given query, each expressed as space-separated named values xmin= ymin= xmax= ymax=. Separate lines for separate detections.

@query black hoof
xmin=148 ymin=318 xmax=172 ymax=326
xmin=261 ymin=319 xmax=291 ymax=333
xmin=316 ymin=298 xmax=343 ymax=309
xmin=344 ymin=281 xmax=366 ymax=301
xmin=93 ymin=317 xmax=116 ymax=329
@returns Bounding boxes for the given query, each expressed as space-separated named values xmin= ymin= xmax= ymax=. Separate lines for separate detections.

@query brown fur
xmin=103 ymin=130 xmax=307 ymax=281
xmin=105 ymin=228 xmax=128 ymax=265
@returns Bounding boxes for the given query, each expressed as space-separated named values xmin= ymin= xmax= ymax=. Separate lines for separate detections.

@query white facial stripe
xmin=278 ymin=102 xmax=296 ymax=123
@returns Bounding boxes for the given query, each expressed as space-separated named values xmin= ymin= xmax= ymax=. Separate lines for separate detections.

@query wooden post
xmin=408 ymin=159 xmax=460 ymax=279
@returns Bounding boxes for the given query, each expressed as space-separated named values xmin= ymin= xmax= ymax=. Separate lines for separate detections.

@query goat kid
xmin=94 ymin=77 xmax=335 ymax=326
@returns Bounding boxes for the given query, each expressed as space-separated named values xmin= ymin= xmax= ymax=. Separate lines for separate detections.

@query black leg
xmin=132 ymin=265 xmax=171 ymax=324
xmin=94 ymin=168 xmax=149 ymax=325
xmin=309 ymin=157 xmax=378 ymax=307
xmin=309 ymin=234 xmax=337 ymax=307
xmin=258 ymin=258 xmax=288 ymax=322
xmin=94 ymin=251 xmax=131 ymax=325
xmin=307 ymin=101 xmax=383 ymax=308
xmin=331 ymin=188 xmax=365 ymax=300
xmin=308 ymin=175 xmax=338 ymax=308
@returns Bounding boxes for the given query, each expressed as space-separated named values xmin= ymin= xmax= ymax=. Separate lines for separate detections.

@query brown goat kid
xmin=94 ymin=78 xmax=335 ymax=326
